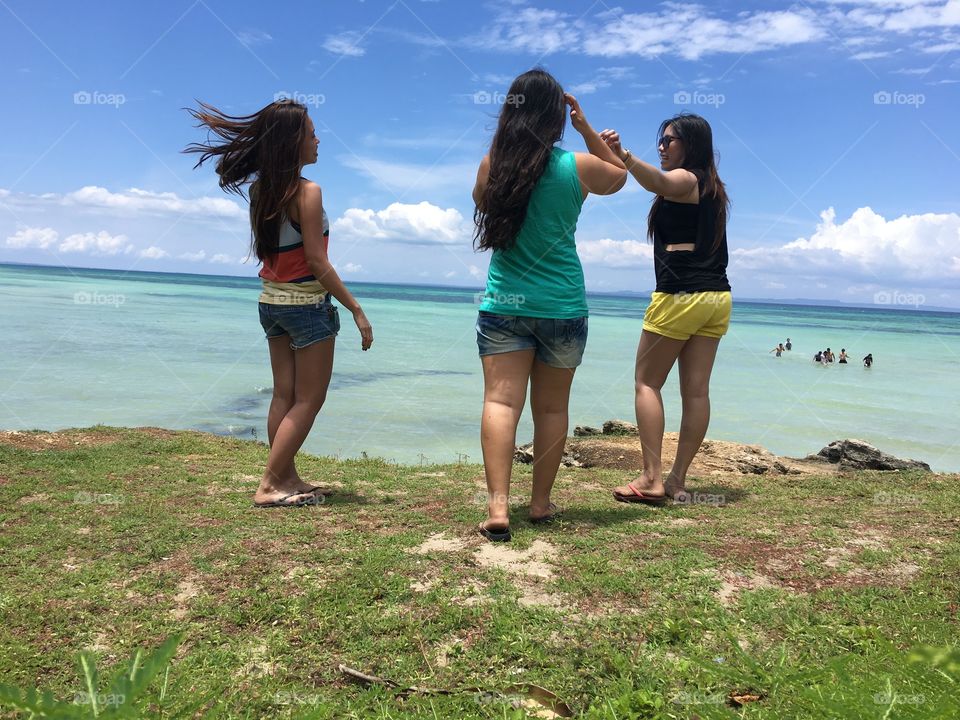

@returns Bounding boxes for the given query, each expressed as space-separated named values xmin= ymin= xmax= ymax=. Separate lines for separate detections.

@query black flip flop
xmin=530 ymin=503 xmax=562 ymax=525
xmin=478 ymin=522 xmax=512 ymax=542
xmin=254 ymin=491 xmax=324 ymax=509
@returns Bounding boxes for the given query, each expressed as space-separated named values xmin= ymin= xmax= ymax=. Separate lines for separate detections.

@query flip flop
xmin=306 ymin=486 xmax=335 ymax=497
xmin=613 ymin=481 xmax=668 ymax=505
xmin=253 ymin=491 xmax=324 ymax=509
xmin=530 ymin=503 xmax=562 ymax=525
xmin=478 ymin=522 xmax=512 ymax=543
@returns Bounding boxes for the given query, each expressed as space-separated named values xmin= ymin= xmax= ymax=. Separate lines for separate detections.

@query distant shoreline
xmin=3 ymin=261 xmax=958 ymax=314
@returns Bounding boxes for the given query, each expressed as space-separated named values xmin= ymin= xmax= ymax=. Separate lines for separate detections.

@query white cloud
xmin=584 ymin=8 xmax=824 ymax=60
xmin=578 ymin=238 xmax=654 ymax=268
xmin=1 ymin=186 xmax=245 ymax=220
xmin=5 ymin=226 xmax=58 ymax=249
xmin=323 ymin=32 xmax=366 ymax=57
xmin=342 ymin=262 xmax=363 ymax=273
xmin=59 ymin=186 xmax=245 ymax=219
xmin=209 ymin=253 xmax=239 ymax=264
xmin=179 ymin=250 xmax=207 ymax=261
xmin=333 ymin=202 xmax=470 ymax=246
xmin=139 ymin=246 xmax=169 ymax=259
xmin=732 ymin=207 xmax=960 ymax=282
xmin=237 ymin=29 xmax=272 ymax=46
xmin=468 ymin=8 xmax=573 ymax=54
xmin=58 ymin=231 xmax=131 ymax=255
xmin=445 ymin=270 xmax=457 ymax=278
xmin=337 ymin=155 xmax=477 ymax=196
xmin=468 ymin=264 xmax=485 ymax=280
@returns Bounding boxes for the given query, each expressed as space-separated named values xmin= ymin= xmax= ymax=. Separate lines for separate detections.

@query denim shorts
xmin=476 ymin=312 xmax=588 ymax=369
xmin=259 ymin=299 xmax=340 ymax=350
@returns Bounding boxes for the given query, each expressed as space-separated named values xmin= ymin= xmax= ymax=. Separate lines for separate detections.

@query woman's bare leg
xmin=480 ymin=350 xmax=536 ymax=529
xmin=254 ymin=339 xmax=335 ymax=504
xmin=667 ymin=335 xmax=721 ymax=495
xmin=613 ymin=330 xmax=685 ymax=498
xmin=265 ymin=336 xmax=309 ymax=490
xmin=529 ymin=360 xmax=576 ymax=518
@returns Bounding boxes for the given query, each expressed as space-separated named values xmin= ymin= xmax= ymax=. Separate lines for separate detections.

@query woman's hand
xmin=353 ymin=308 xmax=373 ymax=351
xmin=564 ymin=93 xmax=591 ymax=135
xmin=599 ymin=129 xmax=626 ymax=160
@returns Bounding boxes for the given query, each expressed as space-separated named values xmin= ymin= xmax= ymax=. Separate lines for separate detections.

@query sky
xmin=1 ymin=0 xmax=958 ymax=308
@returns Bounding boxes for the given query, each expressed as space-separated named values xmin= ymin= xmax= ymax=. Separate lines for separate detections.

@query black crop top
xmin=651 ymin=173 xmax=731 ymax=294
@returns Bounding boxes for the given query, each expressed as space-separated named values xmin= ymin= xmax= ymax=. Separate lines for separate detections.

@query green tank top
xmin=479 ymin=147 xmax=587 ymax=319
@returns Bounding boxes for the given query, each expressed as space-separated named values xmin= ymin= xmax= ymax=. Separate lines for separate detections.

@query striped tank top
xmin=258 ymin=209 xmax=330 ymax=305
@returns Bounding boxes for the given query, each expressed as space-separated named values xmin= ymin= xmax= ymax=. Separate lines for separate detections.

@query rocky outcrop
xmin=809 ymin=439 xmax=931 ymax=472
xmin=601 ymin=420 xmax=637 ymax=436
xmin=514 ymin=442 xmax=583 ymax=468
xmin=515 ymin=422 xmax=933 ymax=477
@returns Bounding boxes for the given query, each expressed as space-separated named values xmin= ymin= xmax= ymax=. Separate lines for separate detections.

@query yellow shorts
xmin=642 ymin=291 xmax=732 ymax=341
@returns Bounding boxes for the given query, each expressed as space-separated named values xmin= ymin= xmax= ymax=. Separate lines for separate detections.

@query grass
xmin=0 ymin=426 xmax=957 ymax=718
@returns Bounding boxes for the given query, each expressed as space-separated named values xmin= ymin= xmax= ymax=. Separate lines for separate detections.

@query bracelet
xmin=622 ymin=149 xmax=632 ymax=163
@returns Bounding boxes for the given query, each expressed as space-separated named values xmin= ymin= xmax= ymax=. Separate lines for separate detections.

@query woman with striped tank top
xmin=186 ymin=99 xmax=373 ymax=508
xmin=472 ymin=69 xmax=627 ymax=542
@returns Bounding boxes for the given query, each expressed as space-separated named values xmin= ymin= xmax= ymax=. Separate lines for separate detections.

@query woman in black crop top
xmin=599 ymin=114 xmax=732 ymax=504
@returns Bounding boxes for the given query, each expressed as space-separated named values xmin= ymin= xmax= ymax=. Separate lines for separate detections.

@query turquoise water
xmin=2 ymin=263 xmax=958 ymax=471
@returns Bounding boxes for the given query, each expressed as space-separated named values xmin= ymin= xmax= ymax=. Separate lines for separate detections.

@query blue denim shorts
xmin=476 ymin=312 xmax=588 ymax=369
xmin=259 ymin=299 xmax=340 ymax=350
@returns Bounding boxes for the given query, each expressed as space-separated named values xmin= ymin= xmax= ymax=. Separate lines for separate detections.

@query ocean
xmin=3 ymin=263 xmax=958 ymax=471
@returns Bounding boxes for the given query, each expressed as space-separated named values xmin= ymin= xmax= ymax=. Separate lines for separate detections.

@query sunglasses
xmin=658 ymin=135 xmax=681 ymax=149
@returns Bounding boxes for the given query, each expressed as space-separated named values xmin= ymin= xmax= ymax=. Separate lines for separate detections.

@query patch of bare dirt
xmin=474 ymin=540 xmax=567 ymax=608
xmin=409 ymin=533 xmax=467 ymax=555
xmin=0 ymin=429 xmax=122 ymax=451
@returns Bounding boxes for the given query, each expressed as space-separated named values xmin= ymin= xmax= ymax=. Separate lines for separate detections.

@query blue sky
xmin=1 ymin=0 xmax=958 ymax=307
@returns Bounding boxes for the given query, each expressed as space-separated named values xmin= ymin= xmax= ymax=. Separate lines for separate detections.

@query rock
xmin=514 ymin=442 xmax=582 ymax=468
xmin=574 ymin=425 xmax=602 ymax=436
xmin=602 ymin=419 xmax=637 ymax=436
xmin=809 ymin=439 xmax=930 ymax=472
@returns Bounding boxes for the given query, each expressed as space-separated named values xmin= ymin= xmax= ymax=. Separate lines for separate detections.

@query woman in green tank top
xmin=472 ymin=69 xmax=627 ymax=542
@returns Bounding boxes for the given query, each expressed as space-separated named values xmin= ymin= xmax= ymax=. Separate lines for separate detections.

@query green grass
xmin=0 ymin=426 xmax=957 ymax=718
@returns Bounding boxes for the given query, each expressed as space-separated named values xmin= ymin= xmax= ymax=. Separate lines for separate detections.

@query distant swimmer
xmin=770 ymin=343 xmax=785 ymax=357
xmin=785 ymin=337 xmax=792 ymax=351
xmin=838 ymin=348 xmax=848 ymax=364
xmin=824 ymin=347 xmax=835 ymax=363
xmin=814 ymin=351 xmax=823 ymax=362
xmin=863 ymin=353 xmax=873 ymax=368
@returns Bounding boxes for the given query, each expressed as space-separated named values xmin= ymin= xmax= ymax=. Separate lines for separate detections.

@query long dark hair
xmin=474 ymin=69 xmax=566 ymax=252
xmin=184 ymin=99 xmax=308 ymax=261
xmin=647 ymin=113 xmax=729 ymax=253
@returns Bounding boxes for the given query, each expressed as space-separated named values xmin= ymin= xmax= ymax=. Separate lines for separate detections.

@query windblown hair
xmin=184 ymin=99 xmax=308 ymax=261
xmin=647 ymin=113 xmax=730 ymax=253
xmin=474 ymin=69 xmax=566 ymax=252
